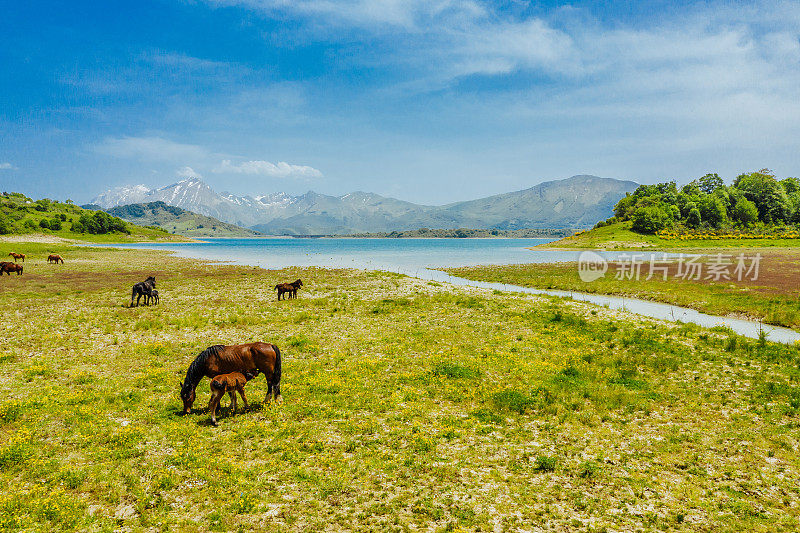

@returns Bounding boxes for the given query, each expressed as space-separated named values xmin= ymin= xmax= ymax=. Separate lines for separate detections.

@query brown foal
xmin=207 ymin=370 xmax=259 ymax=426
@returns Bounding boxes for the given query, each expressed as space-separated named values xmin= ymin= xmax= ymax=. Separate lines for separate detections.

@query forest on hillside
xmin=0 ymin=192 xmax=135 ymax=235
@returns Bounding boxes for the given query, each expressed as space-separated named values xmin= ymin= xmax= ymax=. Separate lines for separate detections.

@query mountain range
xmin=91 ymin=175 xmax=637 ymax=235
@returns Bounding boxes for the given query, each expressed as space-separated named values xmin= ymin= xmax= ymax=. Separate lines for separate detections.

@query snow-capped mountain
xmin=91 ymin=184 xmax=151 ymax=209
xmin=91 ymin=175 xmax=637 ymax=234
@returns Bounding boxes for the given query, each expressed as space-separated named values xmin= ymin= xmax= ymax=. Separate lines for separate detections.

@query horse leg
xmin=208 ymin=390 xmax=224 ymax=426
xmin=264 ymin=381 xmax=273 ymax=406
xmin=228 ymin=391 xmax=237 ymax=414
xmin=238 ymin=386 xmax=249 ymax=411
xmin=272 ymin=383 xmax=282 ymax=404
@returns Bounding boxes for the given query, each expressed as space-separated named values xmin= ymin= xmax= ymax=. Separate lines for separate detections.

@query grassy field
xmin=540 ymin=222 xmax=800 ymax=250
xmin=445 ymin=251 xmax=800 ymax=330
xmin=1 ymin=245 xmax=800 ymax=531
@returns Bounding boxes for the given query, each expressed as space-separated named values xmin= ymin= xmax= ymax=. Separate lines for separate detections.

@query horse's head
xmin=295 ymin=279 xmax=303 ymax=287
xmin=179 ymin=381 xmax=196 ymax=414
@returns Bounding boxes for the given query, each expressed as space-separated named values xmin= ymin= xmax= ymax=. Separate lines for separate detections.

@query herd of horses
xmin=0 ymin=252 xmax=64 ymax=276
xmin=5 ymin=247 xmax=295 ymax=425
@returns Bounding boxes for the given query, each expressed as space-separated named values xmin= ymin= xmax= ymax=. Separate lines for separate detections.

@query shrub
xmin=492 ymin=390 xmax=535 ymax=414
xmin=533 ymin=455 xmax=557 ymax=472
xmin=631 ymin=205 xmax=670 ymax=234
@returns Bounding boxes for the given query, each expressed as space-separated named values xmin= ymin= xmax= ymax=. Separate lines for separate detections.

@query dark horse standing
xmin=179 ymin=342 xmax=282 ymax=415
xmin=131 ymin=276 xmax=156 ymax=307
xmin=275 ymin=279 xmax=303 ymax=300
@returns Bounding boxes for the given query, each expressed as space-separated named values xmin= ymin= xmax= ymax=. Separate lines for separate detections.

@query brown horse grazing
xmin=275 ymin=278 xmax=303 ymax=300
xmin=180 ymin=342 xmax=282 ymax=415
xmin=1 ymin=262 xmax=22 ymax=275
xmin=47 ymin=254 xmax=64 ymax=264
xmin=207 ymin=369 xmax=259 ymax=426
xmin=8 ymin=252 xmax=25 ymax=263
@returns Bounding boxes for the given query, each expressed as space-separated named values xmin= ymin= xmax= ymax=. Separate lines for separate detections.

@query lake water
xmin=117 ymin=238 xmax=800 ymax=344
xmin=119 ymin=237 xmax=581 ymax=271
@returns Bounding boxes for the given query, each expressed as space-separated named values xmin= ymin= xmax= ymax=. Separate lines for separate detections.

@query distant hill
xmin=107 ymin=201 xmax=261 ymax=238
xmin=93 ymin=175 xmax=638 ymax=235
xmin=0 ymin=192 xmax=183 ymax=242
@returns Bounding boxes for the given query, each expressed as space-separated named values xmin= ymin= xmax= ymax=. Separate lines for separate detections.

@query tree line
xmin=605 ymin=170 xmax=800 ymax=234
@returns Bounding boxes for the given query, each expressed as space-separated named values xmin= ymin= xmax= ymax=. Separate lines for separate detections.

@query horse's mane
xmin=182 ymin=344 xmax=224 ymax=394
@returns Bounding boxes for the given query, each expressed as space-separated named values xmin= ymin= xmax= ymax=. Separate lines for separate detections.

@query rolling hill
xmin=106 ymin=202 xmax=261 ymax=238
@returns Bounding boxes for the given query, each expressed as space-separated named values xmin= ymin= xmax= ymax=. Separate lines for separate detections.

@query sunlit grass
xmin=0 ymin=246 xmax=798 ymax=530
xmin=445 ymin=259 xmax=800 ymax=329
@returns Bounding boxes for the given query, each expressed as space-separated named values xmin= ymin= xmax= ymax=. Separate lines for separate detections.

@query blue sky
xmin=1 ymin=0 xmax=799 ymax=204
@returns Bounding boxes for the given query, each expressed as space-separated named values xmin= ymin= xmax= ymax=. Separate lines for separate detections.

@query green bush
xmin=631 ymin=205 xmax=670 ymax=234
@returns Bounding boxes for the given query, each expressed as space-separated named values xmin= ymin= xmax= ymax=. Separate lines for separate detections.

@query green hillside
xmin=0 ymin=192 xmax=186 ymax=242
xmin=107 ymin=201 xmax=261 ymax=238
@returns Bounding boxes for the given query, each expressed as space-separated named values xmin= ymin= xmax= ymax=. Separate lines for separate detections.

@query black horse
xmin=131 ymin=276 xmax=156 ymax=307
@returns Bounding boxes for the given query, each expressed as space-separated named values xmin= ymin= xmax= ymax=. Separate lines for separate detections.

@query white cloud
xmin=176 ymin=166 xmax=202 ymax=179
xmin=94 ymin=136 xmax=208 ymax=162
xmin=211 ymin=0 xmax=485 ymax=30
xmin=0 ymin=162 xmax=15 ymax=170
xmin=213 ymin=159 xmax=323 ymax=178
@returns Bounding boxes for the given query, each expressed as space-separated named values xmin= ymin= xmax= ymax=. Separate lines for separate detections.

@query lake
xmin=118 ymin=237 xmax=585 ymax=272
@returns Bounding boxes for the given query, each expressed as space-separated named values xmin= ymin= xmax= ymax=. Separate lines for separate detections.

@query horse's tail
xmin=271 ymin=344 xmax=282 ymax=386
xmin=210 ymin=378 xmax=226 ymax=391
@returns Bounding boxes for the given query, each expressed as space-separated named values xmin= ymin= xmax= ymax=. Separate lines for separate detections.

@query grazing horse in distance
xmin=130 ymin=276 xmax=156 ymax=307
xmin=47 ymin=254 xmax=64 ymax=264
xmin=180 ymin=342 xmax=282 ymax=415
xmin=275 ymin=278 xmax=303 ymax=300
xmin=1 ymin=262 xmax=23 ymax=275
xmin=8 ymin=252 xmax=24 ymax=263
xmin=207 ymin=369 xmax=259 ymax=426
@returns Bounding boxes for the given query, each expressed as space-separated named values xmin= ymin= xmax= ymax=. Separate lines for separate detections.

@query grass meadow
xmin=0 ymin=245 xmax=799 ymax=531
xmin=444 ymin=252 xmax=800 ymax=330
